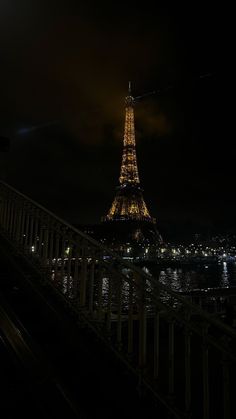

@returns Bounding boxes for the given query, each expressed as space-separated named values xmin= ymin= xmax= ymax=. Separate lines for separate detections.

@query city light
xmin=65 ymin=247 xmax=71 ymax=255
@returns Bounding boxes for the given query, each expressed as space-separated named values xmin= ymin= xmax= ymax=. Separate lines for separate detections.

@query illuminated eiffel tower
xmin=102 ymin=83 xmax=162 ymax=253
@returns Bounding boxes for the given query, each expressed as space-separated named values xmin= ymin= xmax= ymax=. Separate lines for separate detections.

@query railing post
xmin=19 ymin=205 xmax=26 ymax=245
xmin=8 ymin=200 xmax=14 ymax=236
xmin=88 ymin=256 xmax=95 ymax=314
xmin=222 ymin=338 xmax=230 ymax=419
xmin=15 ymin=206 xmax=23 ymax=244
xmin=202 ymin=322 xmax=209 ymax=419
xmin=3 ymin=197 xmax=9 ymax=229
xmin=24 ymin=211 xmax=30 ymax=252
xmin=28 ymin=213 xmax=34 ymax=251
xmin=0 ymin=193 xmax=3 ymax=225
xmin=79 ymin=241 xmax=88 ymax=307
xmin=60 ymin=228 xmax=66 ymax=287
xmin=153 ymin=306 xmax=160 ymax=380
xmin=11 ymin=201 xmax=18 ymax=239
xmin=66 ymin=239 xmax=72 ymax=297
xmin=116 ymin=276 xmax=122 ymax=350
xmin=97 ymin=269 xmax=103 ymax=321
xmin=138 ymin=274 xmax=147 ymax=372
xmin=37 ymin=217 xmax=43 ymax=258
xmin=128 ymin=281 xmax=134 ymax=355
xmin=73 ymin=245 xmax=79 ymax=299
xmin=106 ymin=276 xmax=112 ymax=333
xmin=168 ymin=318 xmax=175 ymax=398
xmin=184 ymin=312 xmax=191 ymax=417
xmin=54 ymin=231 xmax=60 ymax=284
xmin=33 ymin=211 xmax=39 ymax=252
xmin=48 ymin=227 xmax=54 ymax=271
xmin=5 ymin=198 xmax=10 ymax=231
xmin=42 ymin=223 xmax=49 ymax=267
xmin=153 ymin=281 xmax=160 ymax=381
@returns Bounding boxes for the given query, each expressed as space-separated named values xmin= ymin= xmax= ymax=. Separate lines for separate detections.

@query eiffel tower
xmin=102 ymin=83 xmax=162 ymax=254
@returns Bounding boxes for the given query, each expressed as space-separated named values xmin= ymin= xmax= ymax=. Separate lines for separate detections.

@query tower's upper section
xmin=119 ymin=82 xmax=140 ymax=185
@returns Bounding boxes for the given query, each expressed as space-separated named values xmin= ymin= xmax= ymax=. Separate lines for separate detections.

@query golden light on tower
xmin=103 ymin=82 xmax=155 ymax=223
xmin=119 ymin=96 xmax=140 ymax=185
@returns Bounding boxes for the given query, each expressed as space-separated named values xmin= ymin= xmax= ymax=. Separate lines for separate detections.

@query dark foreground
xmin=0 ymin=236 xmax=166 ymax=419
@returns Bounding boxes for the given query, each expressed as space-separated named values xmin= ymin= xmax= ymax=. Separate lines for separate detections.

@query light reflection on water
xmin=221 ymin=262 xmax=230 ymax=288
xmin=50 ymin=261 xmax=236 ymax=314
xmin=143 ymin=262 xmax=236 ymax=292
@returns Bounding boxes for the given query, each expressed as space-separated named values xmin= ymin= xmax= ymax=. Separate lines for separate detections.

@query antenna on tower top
xmin=128 ymin=81 xmax=132 ymax=94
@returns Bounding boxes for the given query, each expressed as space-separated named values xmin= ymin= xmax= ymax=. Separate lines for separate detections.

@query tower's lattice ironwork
xmin=104 ymin=83 xmax=155 ymax=223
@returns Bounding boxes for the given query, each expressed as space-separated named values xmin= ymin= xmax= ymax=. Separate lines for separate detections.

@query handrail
xmin=0 ymin=180 xmax=235 ymax=419
xmin=1 ymin=180 xmax=234 ymax=338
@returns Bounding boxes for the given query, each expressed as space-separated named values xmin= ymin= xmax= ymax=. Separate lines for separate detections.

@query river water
xmin=141 ymin=261 xmax=236 ymax=293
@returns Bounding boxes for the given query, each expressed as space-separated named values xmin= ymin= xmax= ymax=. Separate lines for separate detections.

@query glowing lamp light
xmin=65 ymin=247 xmax=71 ymax=255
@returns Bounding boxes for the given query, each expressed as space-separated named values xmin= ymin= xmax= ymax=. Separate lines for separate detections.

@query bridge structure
xmin=0 ymin=180 xmax=236 ymax=419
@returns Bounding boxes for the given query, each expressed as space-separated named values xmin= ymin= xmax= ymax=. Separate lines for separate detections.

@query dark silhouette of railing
xmin=0 ymin=180 xmax=235 ymax=419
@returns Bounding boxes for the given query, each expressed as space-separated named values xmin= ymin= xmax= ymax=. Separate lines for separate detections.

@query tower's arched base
xmin=100 ymin=219 xmax=163 ymax=260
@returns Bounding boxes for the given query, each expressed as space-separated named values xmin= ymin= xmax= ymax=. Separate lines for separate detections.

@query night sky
xmin=0 ymin=1 xmax=229 ymax=240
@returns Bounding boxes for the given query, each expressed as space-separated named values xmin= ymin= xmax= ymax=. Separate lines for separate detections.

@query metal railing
xmin=0 ymin=180 xmax=235 ymax=419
